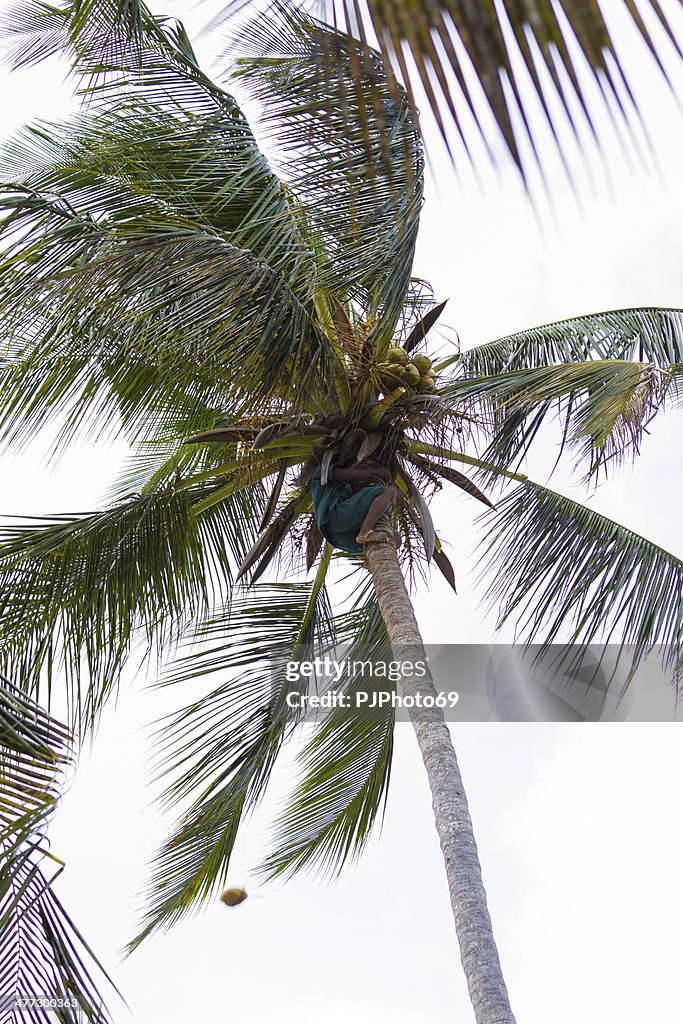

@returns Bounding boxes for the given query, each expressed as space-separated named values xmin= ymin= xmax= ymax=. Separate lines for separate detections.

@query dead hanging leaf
xmin=409 ymin=453 xmax=495 ymax=508
xmin=404 ymin=300 xmax=448 ymax=353
xmin=400 ymin=469 xmax=436 ymax=564
xmin=185 ymin=427 xmax=255 ymax=444
xmin=411 ymin=488 xmax=436 ymax=565
xmin=433 ymin=548 xmax=457 ymax=593
xmin=306 ymin=520 xmax=324 ymax=571
xmin=258 ymin=460 xmax=288 ymax=533
xmin=236 ymin=500 xmax=300 ymax=581
xmin=320 ymin=447 xmax=338 ymax=486
xmin=396 ymin=484 xmax=454 ymax=587
xmin=356 ymin=431 xmax=384 ymax=463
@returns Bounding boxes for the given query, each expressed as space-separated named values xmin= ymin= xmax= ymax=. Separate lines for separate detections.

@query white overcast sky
xmin=1 ymin=1 xmax=683 ymax=1022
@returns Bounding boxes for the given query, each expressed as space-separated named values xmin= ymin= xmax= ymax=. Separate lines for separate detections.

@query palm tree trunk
xmin=365 ymin=536 xmax=516 ymax=1024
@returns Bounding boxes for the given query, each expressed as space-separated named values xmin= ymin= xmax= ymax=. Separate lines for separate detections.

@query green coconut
xmin=412 ymin=354 xmax=433 ymax=372
xmin=417 ymin=378 xmax=437 ymax=393
xmin=379 ymin=360 xmax=403 ymax=381
xmin=386 ymin=346 xmax=408 ymax=366
xmin=401 ymin=363 xmax=421 ymax=385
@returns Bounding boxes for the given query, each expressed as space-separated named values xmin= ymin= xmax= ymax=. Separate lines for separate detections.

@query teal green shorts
xmin=322 ymin=483 xmax=385 ymax=554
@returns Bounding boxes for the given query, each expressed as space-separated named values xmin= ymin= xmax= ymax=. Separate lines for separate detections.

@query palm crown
xmin=1 ymin=2 xmax=683 ymax=1021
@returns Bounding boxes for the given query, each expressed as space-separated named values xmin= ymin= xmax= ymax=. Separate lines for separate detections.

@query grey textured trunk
xmin=365 ymin=536 xmax=516 ymax=1024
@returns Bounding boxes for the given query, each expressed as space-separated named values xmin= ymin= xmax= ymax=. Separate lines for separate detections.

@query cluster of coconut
xmin=376 ymin=346 xmax=438 ymax=396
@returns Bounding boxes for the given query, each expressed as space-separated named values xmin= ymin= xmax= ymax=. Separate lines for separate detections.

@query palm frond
xmin=478 ymin=481 xmax=683 ymax=682
xmin=231 ymin=0 xmax=424 ymax=344
xmin=128 ymin=580 xmax=335 ymax=950
xmin=447 ymin=358 xmax=673 ymax=478
xmin=0 ymin=0 xmax=149 ymax=69
xmin=401 ymin=470 xmax=435 ymax=563
xmin=395 ymin=278 xmax=435 ymax=340
xmin=369 ymin=0 xmax=680 ymax=174
xmin=210 ymin=0 xmax=681 ymax=178
xmin=2 ymin=0 xmax=218 ymax=109
xmin=0 ymin=677 xmax=114 ymax=1023
xmin=261 ymin=596 xmax=395 ymax=879
xmin=0 ymin=1 xmax=74 ymax=69
xmin=104 ymin=426 xmax=250 ymax=504
xmin=458 ymin=308 xmax=683 ymax=378
xmin=0 ymin=97 xmax=309 ymax=281
xmin=0 ymin=204 xmax=325 ymax=450
xmin=406 ymin=440 xmax=527 ymax=483
xmin=0 ymin=854 xmax=114 ymax=1024
xmin=0 ymin=485 xmax=264 ymax=732
xmin=10 ymin=0 xmax=681 ymax=180
xmin=236 ymin=497 xmax=304 ymax=582
xmin=0 ymin=8 xmax=337 ymax=452
xmin=0 ymin=676 xmax=70 ymax=849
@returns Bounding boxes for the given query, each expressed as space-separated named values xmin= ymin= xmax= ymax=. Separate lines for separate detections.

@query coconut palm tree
xmin=1 ymin=6 xmax=683 ymax=1024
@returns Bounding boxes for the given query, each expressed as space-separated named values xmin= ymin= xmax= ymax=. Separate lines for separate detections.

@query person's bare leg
xmin=356 ymin=485 xmax=397 ymax=544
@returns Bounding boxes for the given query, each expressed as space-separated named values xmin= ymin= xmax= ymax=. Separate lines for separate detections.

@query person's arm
xmin=332 ymin=465 xmax=393 ymax=484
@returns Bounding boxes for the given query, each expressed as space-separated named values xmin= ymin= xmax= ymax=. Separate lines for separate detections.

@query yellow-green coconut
xmin=401 ymin=363 xmax=421 ymax=385
xmin=386 ymin=346 xmax=408 ymax=366
xmin=413 ymin=354 xmax=433 ymax=372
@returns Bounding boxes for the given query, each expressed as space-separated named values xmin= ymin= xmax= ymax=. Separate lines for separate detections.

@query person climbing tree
xmin=311 ymin=462 xmax=398 ymax=553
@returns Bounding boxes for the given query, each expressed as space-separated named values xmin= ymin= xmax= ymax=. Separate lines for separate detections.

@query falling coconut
xmin=220 ymin=887 xmax=248 ymax=907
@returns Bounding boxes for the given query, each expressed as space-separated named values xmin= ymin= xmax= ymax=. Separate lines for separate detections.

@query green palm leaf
xmin=0 ymin=485 xmax=265 ymax=731
xmin=0 ymin=80 xmax=329 ymax=447
xmin=478 ymin=481 xmax=683 ymax=681
xmin=0 ymin=220 xmax=325 ymax=450
xmin=0 ymin=676 xmax=70 ymax=848
xmin=8 ymin=0 xmax=681 ymax=179
xmin=232 ymin=0 xmax=424 ymax=345
xmin=361 ymin=0 xmax=680 ymax=173
xmin=0 ymin=677 xmax=114 ymax=1023
xmin=129 ymin=579 xmax=336 ymax=950
xmin=0 ymin=6 xmax=335 ymax=452
xmin=1 ymin=853 xmax=114 ymax=1024
xmin=448 ymin=357 xmax=674 ymax=477
xmin=261 ymin=596 xmax=395 ymax=879
xmin=206 ymin=0 xmax=683 ymax=179
xmin=7 ymin=0 xmax=423 ymax=339
xmin=2 ymin=1 xmax=213 ymax=105
xmin=458 ymin=308 xmax=683 ymax=378
xmin=0 ymin=1 xmax=74 ymax=69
